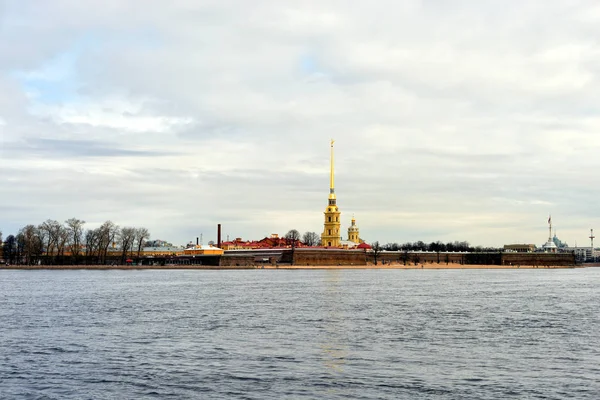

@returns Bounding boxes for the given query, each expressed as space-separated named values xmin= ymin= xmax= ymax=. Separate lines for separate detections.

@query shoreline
xmin=0 ymin=263 xmax=583 ymax=270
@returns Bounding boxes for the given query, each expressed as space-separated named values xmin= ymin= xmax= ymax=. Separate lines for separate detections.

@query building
xmin=183 ymin=244 xmax=224 ymax=256
xmin=321 ymin=139 xmax=342 ymax=247
xmin=347 ymin=216 xmax=361 ymax=244
xmin=504 ymin=244 xmax=536 ymax=253
xmin=220 ymin=234 xmax=302 ymax=250
xmin=320 ymin=140 xmax=363 ymax=248
xmin=541 ymin=215 xmax=558 ymax=253
xmin=563 ymin=246 xmax=599 ymax=262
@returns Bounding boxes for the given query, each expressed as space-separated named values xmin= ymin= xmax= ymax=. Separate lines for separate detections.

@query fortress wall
xmin=219 ymin=250 xmax=575 ymax=267
xmin=374 ymin=251 xmax=575 ymax=266
xmin=376 ymin=252 xmax=466 ymax=265
xmin=292 ymin=249 xmax=367 ymax=266
xmin=219 ymin=254 xmax=257 ymax=267
xmin=501 ymin=253 xmax=575 ymax=266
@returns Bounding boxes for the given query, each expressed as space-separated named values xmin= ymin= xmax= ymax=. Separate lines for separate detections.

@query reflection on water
xmin=321 ymin=270 xmax=347 ymax=374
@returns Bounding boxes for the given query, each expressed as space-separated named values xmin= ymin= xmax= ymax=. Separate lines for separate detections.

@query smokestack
xmin=196 ymin=237 xmax=199 ymax=246
xmin=217 ymin=224 xmax=222 ymax=248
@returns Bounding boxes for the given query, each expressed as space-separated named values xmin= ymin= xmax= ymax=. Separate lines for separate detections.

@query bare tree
xmin=19 ymin=225 xmax=43 ymax=265
xmin=65 ymin=218 xmax=85 ymax=263
xmin=371 ymin=241 xmax=381 ymax=265
xmin=285 ymin=229 xmax=301 ymax=265
xmin=4 ymin=235 xmax=16 ymax=264
xmin=302 ymin=231 xmax=320 ymax=247
xmin=56 ymin=225 xmax=69 ymax=263
xmin=85 ymin=228 xmax=100 ymax=263
xmin=97 ymin=221 xmax=120 ymax=264
xmin=38 ymin=219 xmax=63 ymax=263
xmin=119 ymin=227 xmax=136 ymax=264
xmin=285 ymin=229 xmax=300 ymax=248
xmin=134 ymin=227 xmax=150 ymax=258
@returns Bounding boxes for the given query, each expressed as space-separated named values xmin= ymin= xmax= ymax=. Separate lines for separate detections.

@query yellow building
xmin=322 ymin=140 xmax=342 ymax=247
xmin=183 ymin=244 xmax=224 ymax=256
xmin=347 ymin=216 xmax=360 ymax=244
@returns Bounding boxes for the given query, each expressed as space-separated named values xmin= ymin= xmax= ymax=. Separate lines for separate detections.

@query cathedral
xmin=321 ymin=140 xmax=362 ymax=247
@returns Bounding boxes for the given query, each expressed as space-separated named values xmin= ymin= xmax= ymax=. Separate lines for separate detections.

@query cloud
xmin=1 ymin=0 xmax=600 ymax=247
xmin=3 ymin=138 xmax=179 ymax=158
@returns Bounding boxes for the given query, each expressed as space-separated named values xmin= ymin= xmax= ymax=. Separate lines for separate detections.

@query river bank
xmin=0 ymin=263 xmax=582 ymax=270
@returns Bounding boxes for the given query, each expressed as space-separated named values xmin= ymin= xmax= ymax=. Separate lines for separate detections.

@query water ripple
xmin=1 ymin=269 xmax=599 ymax=399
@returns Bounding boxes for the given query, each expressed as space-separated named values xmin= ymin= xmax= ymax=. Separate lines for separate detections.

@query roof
xmin=357 ymin=243 xmax=372 ymax=249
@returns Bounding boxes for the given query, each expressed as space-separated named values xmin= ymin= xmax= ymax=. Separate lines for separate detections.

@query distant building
xmin=322 ymin=140 xmax=342 ymax=247
xmin=183 ymin=244 xmax=224 ymax=256
xmin=542 ymin=215 xmax=558 ymax=253
xmin=320 ymin=140 xmax=362 ymax=248
xmin=504 ymin=244 xmax=536 ymax=253
xmin=564 ymin=247 xmax=599 ymax=262
xmin=347 ymin=216 xmax=360 ymax=244
xmin=220 ymin=234 xmax=302 ymax=250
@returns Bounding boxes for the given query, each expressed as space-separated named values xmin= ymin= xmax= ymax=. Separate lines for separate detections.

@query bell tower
xmin=348 ymin=215 xmax=360 ymax=244
xmin=321 ymin=139 xmax=341 ymax=247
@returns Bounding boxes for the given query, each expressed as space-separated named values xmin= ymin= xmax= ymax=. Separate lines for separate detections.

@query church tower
xmin=321 ymin=140 xmax=341 ymax=247
xmin=348 ymin=215 xmax=360 ymax=244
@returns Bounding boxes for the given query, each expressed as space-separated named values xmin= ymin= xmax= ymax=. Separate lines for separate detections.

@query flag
xmin=548 ymin=215 xmax=551 ymax=224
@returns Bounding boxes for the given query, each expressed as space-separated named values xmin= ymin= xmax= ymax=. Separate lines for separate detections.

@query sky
xmin=1 ymin=0 xmax=599 ymax=247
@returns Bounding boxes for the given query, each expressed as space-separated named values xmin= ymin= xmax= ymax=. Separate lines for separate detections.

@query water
xmin=1 ymin=268 xmax=599 ymax=399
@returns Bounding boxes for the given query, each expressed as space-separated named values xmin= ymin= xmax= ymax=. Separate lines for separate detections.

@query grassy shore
xmin=1 ymin=263 xmax=580 ymax=270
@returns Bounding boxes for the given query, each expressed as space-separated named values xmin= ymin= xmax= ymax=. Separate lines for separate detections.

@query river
xmin=1 ymin=268 xmax=598 ymax=399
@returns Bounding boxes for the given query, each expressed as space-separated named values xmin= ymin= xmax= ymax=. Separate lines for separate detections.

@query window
xmin=328 ymin=217 xmax=331 ymax=222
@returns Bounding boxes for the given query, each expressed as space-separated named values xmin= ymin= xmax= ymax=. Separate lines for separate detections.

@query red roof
xmin=357 ymin=243 xmax=372 ymax=249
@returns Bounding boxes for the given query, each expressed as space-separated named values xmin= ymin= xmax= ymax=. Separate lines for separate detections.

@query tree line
xmin=0 ymin=219 xmax=150 ymax=265
xmin=379 ymin=240 xmax=500 ymax=253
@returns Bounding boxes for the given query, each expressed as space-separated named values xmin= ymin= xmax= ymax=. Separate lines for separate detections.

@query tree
xmin=119 ymin=227 xmax=136 ymax=264
xmin=383 ymin=242 xmax=399 ymax=251
xmin=402 ymin=248 xmax=409 ymax=265
xmin=56 ymin=225 xmax=69 ymax=263
xmin=371 ymin=241 xmax=381 ymax=265
xmin=96 ymin=221 xmax=119 ymax=264
xmin=85 ymin=228 xmax=100 ymax=262
xmin=18 ymin=225 xmax=43 ymax=265
xmin=38 ymin=219 xmax=63 ymax=263
xmin=302 ymin=231 xmax=320 ymax=247
xmin=285 ymin=229 xmax=301 ymax=265
xmin=285 ymin=229 xmax=300 ymax=247
xmin=65 ymin=218 xmax=85 ymax=263
xmin=134 ymin=227 xmax=150 ymax=258
xmin=4 ymin=235 xmax=15 ymax=264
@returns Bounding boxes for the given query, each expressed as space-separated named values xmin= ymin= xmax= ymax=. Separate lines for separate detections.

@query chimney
xmin=217 ymin=224 xmax=222 ymax=248
xmin=196 ymin=237 xmax=199 ymax=246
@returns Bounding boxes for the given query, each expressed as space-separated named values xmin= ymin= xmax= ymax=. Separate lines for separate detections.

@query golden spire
xmin=329 ymin=139 xmax=335 ymax=199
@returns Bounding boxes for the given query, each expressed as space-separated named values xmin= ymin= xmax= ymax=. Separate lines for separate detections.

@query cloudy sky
xmin=1 ymin=0 xmax=599 ymax=247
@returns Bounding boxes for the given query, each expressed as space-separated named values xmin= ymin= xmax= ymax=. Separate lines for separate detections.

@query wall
xmin=292 ymin=249 xmax=367 ymax=266
xmin=374 ymin=251 xmax=575 ymax=266
xmin=502 ymin=252 xmax=575 ymax=266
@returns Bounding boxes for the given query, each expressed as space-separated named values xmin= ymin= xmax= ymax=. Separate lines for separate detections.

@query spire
xmin=329 ymin=139 xmax=335 ymax=199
